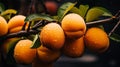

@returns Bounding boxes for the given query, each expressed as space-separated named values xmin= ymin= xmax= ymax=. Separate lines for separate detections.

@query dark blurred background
xmin=0 ymin=0 xmax=120 ymax=67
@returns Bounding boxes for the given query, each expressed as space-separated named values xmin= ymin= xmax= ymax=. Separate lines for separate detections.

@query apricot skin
xmin=37 ymin=45 xmax=61 ymax=63
xmin=62 ymin=36 xmax=84 ymax=58
xmin=0 ymin=16 xmax=8 ymax=36
xmin=8 ymin=15 xmax=27 ymax=33
xmin=14 ymin=39 xmax=36 ymax=64
xmin=61 ymin=13 xmax=86 ymax=39
xmin=40 ymin=23 xmax=65 ymax=50
xmin=84 ymin=27 xmax=109 ymax=53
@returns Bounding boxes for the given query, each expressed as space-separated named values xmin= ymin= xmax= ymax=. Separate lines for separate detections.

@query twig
xmin=108 ymin=20 xmax=120 ymax=36
xmin=86 ymin=17 xmax=114 ymax=27
xmin=32 ymin=20 xmax=43 ymax=29
xmin=0 ymin=29 xmax=40 ymax=41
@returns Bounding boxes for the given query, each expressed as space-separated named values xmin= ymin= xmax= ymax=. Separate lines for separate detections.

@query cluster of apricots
xmin=0 ymin=13 xmax=109 ymax=67
xmin=0 ymin=15 xmax=28 ymax=36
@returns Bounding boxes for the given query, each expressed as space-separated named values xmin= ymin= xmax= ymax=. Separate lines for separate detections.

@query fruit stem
xmin=27 ymin=22 xmax=32 ymax=32
xmin=22 ymin=22 xmax=27 ymax=31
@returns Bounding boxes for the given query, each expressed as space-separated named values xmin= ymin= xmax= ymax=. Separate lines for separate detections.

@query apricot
xmin=62 ymin=36 xmax=84 ymax=58
xmin=0 ymin=16 xmax=8 ymax=36
xmin=84 ymin=27 xmax=109 ymax=53
xmin=10 ymin=26 xmax=28 ymax=33
xmin=14 ymin=39 xmax=36 ymax=64
xmin=37 ymin=45 xmax=61 ymax=63
xmin=40 ymin=23 xmax=65 ymax=50
xmin=8 ymin=15 xmax=28 ymax=33
xmin=61 ymin=13 xmax=86 ymax=39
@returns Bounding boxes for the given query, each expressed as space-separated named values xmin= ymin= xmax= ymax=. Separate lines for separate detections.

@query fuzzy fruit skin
xmin=14 ymin=39 xmax=36 ymax=64
xmin=0 ymin=16 xmax=8 ymax=36
xmin=45 ymin=1 xmax=58 ymax=15
xmin=8 ymin=15 xmax=28 ymax=33
xmin=37 ymin=45 xmax=61 ymax=63
xmin=61 ymin=13 xmax=86 ymax=39
xmin=84 ymin=27 xmax=109 ymax=53
xmin=62 ymin=36 xmax=84 ymax=58
xmin=40 ymin=23 xmax=65 ymax=50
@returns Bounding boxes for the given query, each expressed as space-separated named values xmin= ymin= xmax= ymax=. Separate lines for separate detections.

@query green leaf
xmin=6 ymin=48 xmax=16 ymax=64
xmin=86 ymin=7 xmax=112 ymax=22
xmin=31 ymin=34 xmax=41 ymax=48
xmin=2 ymin=14 xmax=11 ymax=21
xmin=95 ymin=7 xmax=113 ymax=16
xmin=57 ymin=2 xmax=76 ymax=22
xmin=7 ymin=38 xmax=21 ymax=54
xmin=79 ymin=5 xmax=89 ymax=18
xmin=110 ymin=33 xmax=120 ymax=43
xmin=25 ymin=14 xmax=55 ymax=22
xmin=70 ymin=7 xmax=81 ymax=16
xmin=0 ymin=3 xmax=5 ymax=13
xmin=1 ymin=9 xmax=17 ymax=16
xmin=6 ymin=38 xmax=21 ymax=64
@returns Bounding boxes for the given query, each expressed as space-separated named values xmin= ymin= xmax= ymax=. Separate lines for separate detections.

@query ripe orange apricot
xmin=61 ymin=13 xmax=86 ymax=39
xmin=10 ymin=26 xmax=28 ymax=33
xmin=84 ymin=27 xmax=109 ymax=53
xmin=62 ymin=36 xmax=84 ymax=58
xmin=40 ymin=23 xmax=65 ymax=50
xmin=37 ymin=45 xmax=61 ymax=63
xmin=0 ymin=16 xmax=8 ymax=36
xmin=14 ymin=39 xmax=36 ymax=64
xmin=8 ymin=15 xmax=28 ymax=33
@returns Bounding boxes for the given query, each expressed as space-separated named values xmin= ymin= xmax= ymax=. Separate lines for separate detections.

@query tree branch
xmin=0 ymin=10 xmax=119 ymax=41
